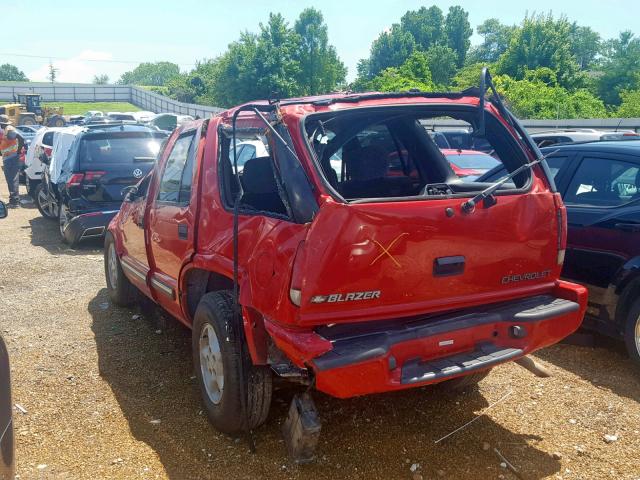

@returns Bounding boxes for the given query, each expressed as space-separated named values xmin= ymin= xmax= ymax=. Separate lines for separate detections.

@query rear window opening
xmin=304 ymin=106 xmax=533 ymax=202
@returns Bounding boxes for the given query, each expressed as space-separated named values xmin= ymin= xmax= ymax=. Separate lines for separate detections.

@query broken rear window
xmin=304 ymin=106 xmax=532 ymax=202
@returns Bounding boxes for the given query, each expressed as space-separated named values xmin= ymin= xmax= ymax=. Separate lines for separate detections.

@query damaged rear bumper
xmin=266 ymin=281 xmax=587 ymax=398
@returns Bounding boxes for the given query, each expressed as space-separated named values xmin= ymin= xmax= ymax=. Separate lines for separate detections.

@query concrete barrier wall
xmin=0 ymin=81 xmax=638 ymax=129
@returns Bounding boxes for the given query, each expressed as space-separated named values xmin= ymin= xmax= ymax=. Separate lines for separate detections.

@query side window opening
xmin=218 ymin=128 xmax=289 ymax=218
xmin=157 ymin=131 xmax=196 ymax=204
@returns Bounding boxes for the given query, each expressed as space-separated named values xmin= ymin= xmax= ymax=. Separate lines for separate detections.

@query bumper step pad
xmin=401 ymin=343 xmax=523 ymax=385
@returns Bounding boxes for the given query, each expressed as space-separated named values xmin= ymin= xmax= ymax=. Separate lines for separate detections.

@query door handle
xmin=178 ymin=224 xmax=188 ymax=240
xmin=614 ymin=223 xmax=640 ymax=232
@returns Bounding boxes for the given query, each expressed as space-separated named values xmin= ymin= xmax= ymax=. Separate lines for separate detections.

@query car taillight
xmin=84 ymin=171 xmax=106 ymax=182
xmin=553 ymin=193 xmax=567 ymax=265
xmin=289 ymin=241 xmax=307 ymax=307
xmin=66 ymin=173 xmax=85 ymax=187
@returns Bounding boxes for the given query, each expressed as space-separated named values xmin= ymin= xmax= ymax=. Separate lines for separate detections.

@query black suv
xmin=56 ymin=124 xmax=166 ymax=246
xmin=480 ymin=140 xmax=640 ymax=367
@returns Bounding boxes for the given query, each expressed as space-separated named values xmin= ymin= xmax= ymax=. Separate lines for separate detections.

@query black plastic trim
xmin=312 ymin=294 xmax=578 ymax=371
xmin=401 ymin=343 xmax=523 ymax=384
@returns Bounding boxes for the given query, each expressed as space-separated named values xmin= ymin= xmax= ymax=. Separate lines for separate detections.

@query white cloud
xmin=28 ymin=50 xmax=119 ymax=84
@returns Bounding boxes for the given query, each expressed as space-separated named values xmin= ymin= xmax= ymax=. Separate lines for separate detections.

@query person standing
xmin=0 ymin=115 xmax=21 ymax=207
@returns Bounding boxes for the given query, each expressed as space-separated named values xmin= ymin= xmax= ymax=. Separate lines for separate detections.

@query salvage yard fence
xmin=0 ymin=81 xmax=638 ymax=130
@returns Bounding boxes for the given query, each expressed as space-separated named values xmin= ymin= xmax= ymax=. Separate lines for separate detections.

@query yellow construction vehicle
xmin=0 ymin=94 xmax=65 ymax=127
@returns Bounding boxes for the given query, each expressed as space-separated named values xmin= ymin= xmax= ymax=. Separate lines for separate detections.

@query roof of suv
xmin=541 ymin=139 xmax=640 ymax=156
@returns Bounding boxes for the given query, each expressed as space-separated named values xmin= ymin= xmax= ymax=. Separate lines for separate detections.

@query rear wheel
xmin=439 ymin=369 xmax=491 ymax=392
xmin=104 ymin=233 xmax=138 ymax=307
xmin=624 ymin=299 xmax=640 ymax=370
xmin=193 ymin=291 xmax=272 ymax=434
xmin=34 ymin=183 xmax=58 ymax=220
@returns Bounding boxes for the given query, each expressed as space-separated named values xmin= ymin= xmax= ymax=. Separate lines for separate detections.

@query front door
xmin=147 ymin=127 xmax=199 ymax=319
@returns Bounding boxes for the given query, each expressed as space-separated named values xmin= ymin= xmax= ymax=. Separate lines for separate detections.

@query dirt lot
xmin=1 ymin=181 xmax=640 ymax=480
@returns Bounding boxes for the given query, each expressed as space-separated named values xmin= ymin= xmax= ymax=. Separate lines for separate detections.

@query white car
xmin=531 ymin=129 xmax=639 ymax=147
xmin=14 ymin=125 xmax=40 ymax=143
xmin=130 ymin=111 xmax=155 ymax=122
xmin=233 ymin=140 xmax=270 ymax=172
xmin=24 ymin=127 xmax=66 ymax=196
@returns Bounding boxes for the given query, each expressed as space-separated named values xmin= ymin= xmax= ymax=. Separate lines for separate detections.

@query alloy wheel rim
xmin=199 ymin=323 xmax=224 ymax=404
xmin=107 ymin=243 xmax=118 ymax=289
xmin=38 ymin=189 xmax=54 ymax=217
xmin=59 ymin=206 xmax=66 ymax=235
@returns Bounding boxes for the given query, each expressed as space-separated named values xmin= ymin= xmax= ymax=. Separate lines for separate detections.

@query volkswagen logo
xmin=132 ymin=168 xmax=143 ymax=179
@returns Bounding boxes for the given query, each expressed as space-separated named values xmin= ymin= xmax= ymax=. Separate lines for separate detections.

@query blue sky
xmin=3 ymin=0 xmax=639 ymax=83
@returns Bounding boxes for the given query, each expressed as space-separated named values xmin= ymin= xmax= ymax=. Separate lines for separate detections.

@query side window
xmin=545 ymin=155 xmax=567 ymax=179
xmin=564 ymin=157 xmax=640 ymax=207
xmin=157 ymin=132 xmax=196 ymax=203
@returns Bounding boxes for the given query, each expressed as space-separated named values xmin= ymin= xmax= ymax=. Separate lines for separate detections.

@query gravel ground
xmin=1 ymin=181 xmax=640 ymax=480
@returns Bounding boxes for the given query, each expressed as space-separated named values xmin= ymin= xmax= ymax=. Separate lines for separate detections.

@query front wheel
xmin=104 ymin=233 xmax=138 ymax=307
xmin=624 ymin=299 xmax=640 ymax=370
xmin=34 ymin=182 xmax=58 ymax=220
xmin=192 ymin=291 xmax=272 ymax=434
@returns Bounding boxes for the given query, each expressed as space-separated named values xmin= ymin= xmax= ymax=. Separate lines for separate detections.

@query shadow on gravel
xmin=27 ymin=216 xmax=102 ymax=255
xmin=535 ymin=340 xmax=640 ymax=401
xmin=90 ymin=289 xmax=560 ymax=480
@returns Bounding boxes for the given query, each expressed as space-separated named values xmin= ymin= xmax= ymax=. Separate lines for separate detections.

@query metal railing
xmin=0 ymin=81 xmax=638 ymax=129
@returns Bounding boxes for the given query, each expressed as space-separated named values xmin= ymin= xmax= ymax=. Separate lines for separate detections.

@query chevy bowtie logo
xmin=370 ymin=233 xmax=409 ymax=268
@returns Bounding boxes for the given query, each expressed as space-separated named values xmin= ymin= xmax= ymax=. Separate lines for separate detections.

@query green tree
xmin=252 ymin=13 xmax=302 ymax=99
xmin=569 ymin=24 xmax=601 ymax=70
xmin=48 ymin=61 xmax=58 ymax=83
xmin=400 ymin=6 xmax=444 ymax=51
xmin=496 ymin=13 xmax=580 ymax=89
xmin=92 ymin=74 xmax=109 ymax=85
xmin=444 ymin=6 xmax=473 ymax=67
xmin=118 ymin=61 xmax=181 ymax=86
xmin=469 ymin=19 xmax=516 ymax=63
xmin=452 ymin=63 xmax=489 ymax=90
xmin=211 ymin=33 xmax=259 ymax=107
xmin=425 ymin=45 xmax=458 ymax=86
xmin=596 ymin=31 xmax=640 ymax=106
xmin=617 ymin=89 xmax=640 ymax=117
xmin=0 ymin=63 xmax=28 ymax=82
xmin=369 ymin=51 xmax=435 ymax=92
xmin=368 ymin=26 xmax=417 ymax=77
xmin=294 ymin=8 xmax=347 ymax=95
xmin=494 ymin=72 xmax=607 ymax=119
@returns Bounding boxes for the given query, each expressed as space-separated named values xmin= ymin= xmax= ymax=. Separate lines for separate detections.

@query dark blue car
xmin=480 ymin=140 xmax=640 ymax=369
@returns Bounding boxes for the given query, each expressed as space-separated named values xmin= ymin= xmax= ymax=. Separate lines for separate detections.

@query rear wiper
xmin=133 ymin=156 xmax=156 ymax=162
xmin=461 ymin=149 xmax=559 ymax=214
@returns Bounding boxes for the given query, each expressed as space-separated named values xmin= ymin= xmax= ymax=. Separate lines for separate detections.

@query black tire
xmin=104 ymin=233 xmax=138 ymax=307
xmin=19 ymin=116 xmax=36 ymax=126
xmin=59 ymin=204 xmax=74 ymax=246
xmin=192 ymin=291 xmax=272 ymax=434
xmin=624 ymin=299 xmax=640 ymax=370
xmin=34 ymin=182 xmax=58 ymax=220
xmin=439 ymin=369 xmax=491 ymax=392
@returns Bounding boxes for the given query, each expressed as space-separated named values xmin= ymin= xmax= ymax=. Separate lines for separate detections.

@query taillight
xmin=66 ymin=173 xmax=85 ymax=187
xmin=84 ymin=171 xmax=106 ymax=182
xmin=553 ymin=193 xmax=567 ymax=265
xmin=289 ymin=241 xmax=307 ymax=307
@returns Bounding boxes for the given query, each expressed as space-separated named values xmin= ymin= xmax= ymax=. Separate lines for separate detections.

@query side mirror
xmin=0 ymin=201 xmax=7 ymax=219
xmin=121 ymin=185 xmax=138 ymax=201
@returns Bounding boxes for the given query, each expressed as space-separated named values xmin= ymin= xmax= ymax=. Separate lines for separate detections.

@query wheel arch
xmin=614 ymin=270 xmax=640 ymax=330
xmin=181 ymin=264 xmax=269 ymax=364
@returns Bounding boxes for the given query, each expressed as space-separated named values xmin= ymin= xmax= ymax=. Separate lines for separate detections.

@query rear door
xmin=147 ymin=126 xmax=200 ymax=318
xmin=560 ymin=151 xmax=640 ymax=320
